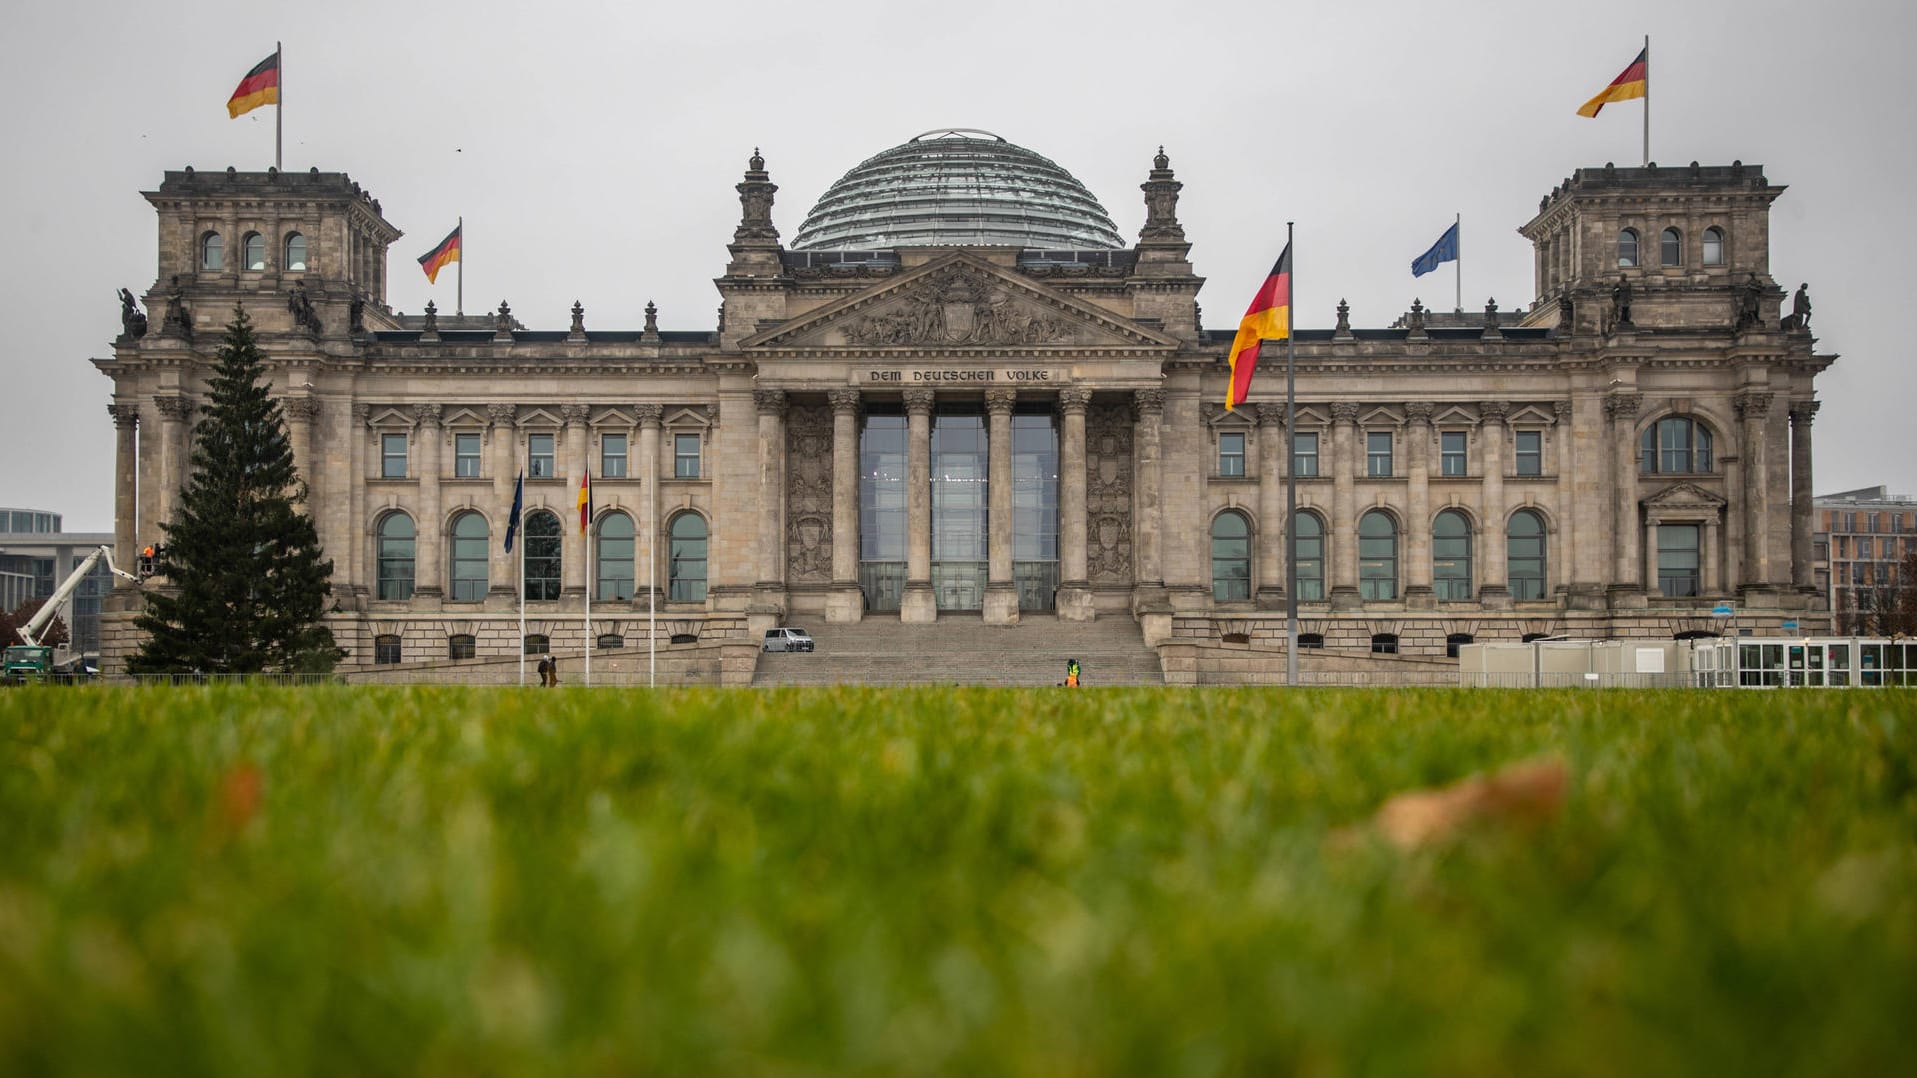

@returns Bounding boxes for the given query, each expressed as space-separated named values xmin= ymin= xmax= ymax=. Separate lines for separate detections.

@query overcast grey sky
xmin=2 ymin=0 xmax=1908 ymax=532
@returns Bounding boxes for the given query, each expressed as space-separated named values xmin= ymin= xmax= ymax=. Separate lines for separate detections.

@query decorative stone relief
xmin=841 ymin=264 xmax=1069 ymax=346
xmin=1086 ymin=403 xmax=1134 ymax=585
xmin=784 ymin=402 xmax=833 ymax=584
xmin=1734 ymin=390 xmax=1773 ymax=420
xmin=754 ymin=389 xmax=788 ymax=417
xmin=154 ymin=396 xmax=195 ymax=422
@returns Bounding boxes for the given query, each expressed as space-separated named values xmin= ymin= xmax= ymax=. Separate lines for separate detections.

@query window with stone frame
xmin=1507 ymin=510 xmax=1548 ymax=600
xmin=1371 ymin=633 xmax=1399 ymax=655
xmin=528 ymin=433 xmax=556 ymax=478
xmin=1358 ymin=510 xmax=1398 ymax=600
xmin=448 ymin=511 xmax=489 ymax=601
xmin=454 ymin=432 xmax=482 ymax=478
xmin=1366 ymin=431 xmax=1394 ymax=477
xmin=1514 ymin=430 xmax=1543 ymax=476
xmin=674 ymin=432 xmax=702 ymax=478
xmin=1660 ymin=227 xmax=1683 ymax=267
xmin=241 ymin=232 xmax=266 ymax=271
xmin=1432 ymin=510 xmax=1473 ymax=601
xmin=1211 ymin=510 xmax=1252 ymax=601
xmin=284 ymin=232 xmax=308 ymax=271
xmin=375 ymin=511 xmax=415 ymax=601
xmin=669 ymin=511 xmax=708 ymax=601
xmin=1440 ymin=431 xmax=1468 ymax=476
xmin=1702 ymin=226 xmax=1725 ymax=267
xmin=1292 ymin=431 xmax=1320 ymax=477
xmin=374 ymin=635 xmax=402 ymax=665
xmin=523 ymin=510 xmax=562 ymax=600
xmin=380 ymin=433 xmax=408 ymax=479
xmin=601 ymin=433 xmax=628 ymax=478
xmin=448 ymin=634 xmax=476 ymax=660
xmin=1617 ymin=228 xmax=1640 ymax=268
xmin=523 ymin=634 xmax=550 ymax=656
xmin=1657 ymin=523 xmax=1702 ymax=597
xmin=1218 ymin=431 xmax=1246 ymax=477
xmin=1639 ymin=417 xmax=1714 ymax=475
xmin=200 ymin=230 xmax=223 ymax=271
xmin=1292 ymin=511 xmax=1325 ymax=601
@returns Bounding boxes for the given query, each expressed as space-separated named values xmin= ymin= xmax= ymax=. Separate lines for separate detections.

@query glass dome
xmin=791 ymin=129 xmax=1124 ymax=251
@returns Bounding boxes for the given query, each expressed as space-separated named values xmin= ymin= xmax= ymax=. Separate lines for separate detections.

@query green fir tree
xmin=129 ymin=305 xmax=342 ymax=674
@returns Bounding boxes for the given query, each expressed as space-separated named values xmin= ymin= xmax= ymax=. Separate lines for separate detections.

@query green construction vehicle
xmin=2 ymin=545 xmax=139 ymax=684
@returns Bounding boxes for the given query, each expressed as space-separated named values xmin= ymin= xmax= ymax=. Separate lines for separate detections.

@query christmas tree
xmin=129 ymin=305 xmax=342 ymax=674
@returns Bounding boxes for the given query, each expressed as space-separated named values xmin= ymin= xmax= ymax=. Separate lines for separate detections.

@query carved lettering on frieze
xmin=1087 ymin=403 xmax=1134 ymax=585
xmin=841 ymin=265 xmax=1069 ymax=346
xmin=784 ymin=403 xmax=833 ymax=584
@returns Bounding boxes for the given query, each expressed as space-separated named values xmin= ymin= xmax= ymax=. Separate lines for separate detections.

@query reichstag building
xmin=95 ymin=129 xmax=1834 ymax=679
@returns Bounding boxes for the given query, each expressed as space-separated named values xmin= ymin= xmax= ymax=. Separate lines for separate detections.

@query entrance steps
xmin=752 ymin=613 xmax=1164 ymax=687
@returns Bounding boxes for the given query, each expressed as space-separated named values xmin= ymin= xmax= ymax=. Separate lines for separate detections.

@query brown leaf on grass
xmin=217 ymin=764 xmax=263 ymax=831
xmin=1366 ymin=756 xmax=1568 ymax=851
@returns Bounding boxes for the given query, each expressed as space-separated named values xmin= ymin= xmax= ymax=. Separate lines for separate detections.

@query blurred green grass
xmin=1 ymin=686 xmax=1913 ymax=1076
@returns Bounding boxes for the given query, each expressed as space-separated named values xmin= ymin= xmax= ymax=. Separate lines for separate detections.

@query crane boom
xmin=17 ymin=545 xmax=140 ymax=648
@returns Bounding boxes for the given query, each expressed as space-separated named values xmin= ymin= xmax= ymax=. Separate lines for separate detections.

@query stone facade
xmin=92 ymin=149 xmax=1835 ymax=679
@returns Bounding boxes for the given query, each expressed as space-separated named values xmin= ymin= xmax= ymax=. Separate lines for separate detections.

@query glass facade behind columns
xmin=932 ymin=410 xmax=987 ymax=610
xmin=1012 ymin=411 xmax=1058 ymax=611
xmin=859 ymin=411 xmax=907 ymax=611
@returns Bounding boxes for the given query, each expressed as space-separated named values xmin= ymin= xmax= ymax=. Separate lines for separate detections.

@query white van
xmin=762 ymin=627 xmax=815 ymax=653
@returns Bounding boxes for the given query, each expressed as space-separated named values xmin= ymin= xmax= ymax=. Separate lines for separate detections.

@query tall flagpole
xmin=649 ymin=459 xmax=657 ymax=689
xmin=275 ymin=42 xmax=283 ymax=172
xmin=1454 ymin=212 xmax=1462 ymax=315
xmin=456 ymin=215 xmax=464 ymax=317
xmin=1642 ymin=34 xmax=1651 ymax=167
xmin=518 ymin=510 xmax=526 ymax=686
xmin=1285 ymin=220 xmax=1299 ymax=688
xmin=584 ymin=500 xmax=593 ymax=688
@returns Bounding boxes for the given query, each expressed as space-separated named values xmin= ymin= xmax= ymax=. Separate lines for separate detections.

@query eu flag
xmin=1411 ymin=222 xmax=1459 ymax=278
xmin=503 ymin=471 xmax=524 ymax=552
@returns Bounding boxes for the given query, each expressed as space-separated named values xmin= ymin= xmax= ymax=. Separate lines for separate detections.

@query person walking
xmin=536 ymin=656 xmax=552 ymax=687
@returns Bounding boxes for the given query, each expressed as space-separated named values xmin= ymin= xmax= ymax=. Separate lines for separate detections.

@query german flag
xmin=577 ymin=469 xmax=592 ymax=536
xmin=1226 ymin=243 xmax=1291 ymax=412
xmin=226 ymin=51 xmax=280 ymax=119
xmin=417 ymin=224 xmax=461 ymax=283
xmin=1577 ymin=47 xmax=1648 ymax=118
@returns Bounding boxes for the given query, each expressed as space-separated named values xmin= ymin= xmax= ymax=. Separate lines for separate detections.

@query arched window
xmin=1507 ymin=510 xmax=1548 ymax=601
xmin=596 ymin=511 xmax=635 ymax=601
xmin=1433 ymin=510 xmax=1473 ymax=601
xmin=284 ymin=232 xmax=308 ymax=272
xmin=523 ymin=634 xmax=550 ymax=655
xmin=1660 ymin=227 xmax=1683 ymax=266
xmin=1296 ymin=632 xmax=1325 ymax=649
xmin=448 ymin=634 xmax=476 ymax=660
xmin=596 ymin=633 xmax=625 ymax=650
xmin=1371 ymin=632 xmax=1399 ymax=655
xmin=1358 ymin=510 xmax=1398 ymax=600
xmin=523 ymin=510 xmax=561 ymax=600
xmin=1639 ymin=417 xmax=1714 ymax=474
xmin=1211 ymin=510 xmax=1252 ymax=601
xmin=1446 ymin=632 xmax=1475 ymax=658
xmin=241 ymin=232 xmax=265 ymax=271
xmin=669 ymin=512 xmax=708 ymax=602
xmin=1617 ymin=228 xmax=1639 ymax=268
xmin=1293 ymin=511 xmax=1325 ymax=601
xmin=376 ymin=512 xmax=415 ymax=600
xmin=1702 ymin=227 xmax=1725 ymax=266
xmin=374 ymin=634 xmax=402 ymax=664
xmin=448 ymin=511 xmax=489 ymax=601
xmin=200 ymin=231 xmax=224 ymax=271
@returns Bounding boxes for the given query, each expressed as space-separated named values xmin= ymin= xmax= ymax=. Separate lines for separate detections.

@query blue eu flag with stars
xmin=1411 ymin=222 xmax=1459 ymax=278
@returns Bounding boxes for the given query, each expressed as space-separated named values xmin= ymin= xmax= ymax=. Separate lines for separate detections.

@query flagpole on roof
xmin=1285 ymin=220 xmax=1298 ymax=689
xmin=1454 ymin=212 xmax=1462 ymax=315
xmin=1642 ymin=35 xmax=1651 ymax=167
xmin=457 ymin=215 xmax=464 ymax=317
xmin=275 ymin=42 xmax=282 ymax=173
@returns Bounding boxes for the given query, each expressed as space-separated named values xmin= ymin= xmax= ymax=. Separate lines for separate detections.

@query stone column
xmin=635 ymin=404 xmax=663 ymax=610
xmin=1643 ymin=516 xmax=1660 ymax=596
xmin=1328 ymin=401 xmax=1361 ymax=610
xmin=982 ymin=389 xmax=1020 ymax=625
xmin=109 ymin=404 xmax=139 ymax=577
xmin=1737 ymin=391 xmax=1772 ymax=590
xmin=154 ymin=395 xmax=194 ymax=534
xmin=488 ymin=404 xmax=518 ymax=600
xmin=754 ymin=390 xmax=788 ymax=608
xmin=350 ymin=403 xmax=370 ymax=598
xmin=282 ymin=396 xmax=319 ymax=500
xmin=901 ymin=388 xmax=937 ymax=623
xmin=559 ymin=403 xmax=590 ymax=599
xmin=1255 ymin=402 xmax=1287 ymax=607
xmin=1478 ymin=399 xmax=1511 ymax=607
xmin=1789 ymin=401 xmax=1818 ymax=590
xmin=1055 ymin=388 xmax=1094 ymax=621
xmin=826 ymin=390 xmax=864 ymax=623
xmin=1606 ymin=394 xmax=1642 ymax=601
xmin=1131 ymin=389 xmax=1165 ymax=589
xmin=413 ymin=404 xmax=444 ymax=604
xmin=1403 ymin=402 xmax=1434 ymax=609
xmin=1704 ymin=517 xmax=1722 ymax=595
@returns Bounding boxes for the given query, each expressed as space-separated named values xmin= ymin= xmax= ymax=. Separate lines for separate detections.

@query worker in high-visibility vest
xmin=1065 ymin=658 xmax=1080 ymax=687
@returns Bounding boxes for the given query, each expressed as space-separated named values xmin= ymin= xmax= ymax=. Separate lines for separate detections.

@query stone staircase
xmin=752 ymin=613 xmax=1164 ymax=687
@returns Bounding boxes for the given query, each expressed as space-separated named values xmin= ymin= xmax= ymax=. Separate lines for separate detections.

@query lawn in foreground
xmin=1 ymin=686 xmax=1913 ymax=1076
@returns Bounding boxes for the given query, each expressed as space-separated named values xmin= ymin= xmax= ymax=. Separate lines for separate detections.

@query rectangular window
xmin=381 ymin=433 xmax=407 ymax=479
xmin=374 ymin=635 xmax=402 ymax=665
xmin=1218 ymin=432 xmax=1245 ymax=477
xmin=1515 ymin=430 xmax=1542 ymax=476
xmin=1657 ymin=524 xmax=1701 ymax=597
xmin=454 ymin=433 xmax=481 ymax=478
xmin=601 ymin=433 xmax=628 ymax=478
xmin=528 ymin=433 xmax=555 ymax=478
xmin=675 ymin=433 xmax=701 ymax=478
xmin=1440 ymin=431 xmax=1467 ymax=476
xmin=1366 ymin=431 xmax=1393 ymax=477
xmin=1292 ymin=432 xmax=1319 ymax=477
xmin=1868 ymin=513 xmax=1880 ymax=533
xmin=1859 ymin=537 xmax=1874 ymax=559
